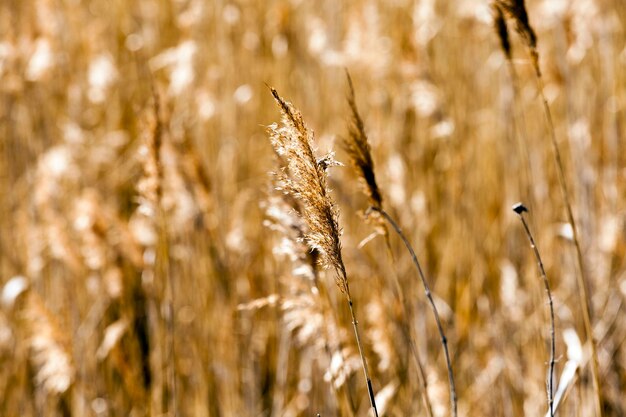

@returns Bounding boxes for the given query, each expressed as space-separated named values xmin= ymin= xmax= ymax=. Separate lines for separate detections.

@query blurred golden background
xmin=0 ymin=0 xmax=625 ymax=416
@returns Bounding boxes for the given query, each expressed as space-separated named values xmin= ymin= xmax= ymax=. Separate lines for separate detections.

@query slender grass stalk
xmin=153 ymin=90 xmax=178 ymax=417
xmin=531 ymin=38 xmax=603 ymax=417
xmin=139 ymin=86 xmax=177 ymax=416
xmin=385 ymin=232 xmax=436 ymax=417
xmin=513 ymin=203 xmax=556 ymax=417
xmin=370 ymin=206 xmax=457 ymax=417
xmin=345 ymin=281 xmax=379 ymax=417
xmin=316 ymin=282 xmax=359 ymax=417
xmin=495 ymin=2 xmax=602 ymax=413
xmin=506 ymin=65 xmax=535 ymax=211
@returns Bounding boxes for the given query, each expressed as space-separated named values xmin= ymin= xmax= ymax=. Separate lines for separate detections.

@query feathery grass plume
xmin=266 ymin=142 xmax=321 ymax=275
xmin=342 ymin=74 xmax=455 ymax=417
xmin=137 ymin=122 xmax=162 ymax=230
xmin=268 ymin=88 xmax=347 ymax=292
xmin=494 ymin=0 xmax=538 ymax=72
xmin=495 ymin=2 xmax=602 ymax=414
xmin=23 ymin=293 xmax=75 ymax=395
xmin=268 ymin=87 xmax=379 ymax=417
xmin=2 ymin=277 xmax=75 ymax=398
xmin=513 ymin=203 xmax=556 ymax=417
xmin=491 ymin=3 xmax=512 ymax=61
xmin=264 ymin=194 xmax=318 ymax=280
xmin=343 ymin=71 xmax=383 ymax=212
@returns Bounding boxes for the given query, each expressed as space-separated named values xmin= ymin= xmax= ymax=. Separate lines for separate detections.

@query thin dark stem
xmin=533 ymin=66 xmax=602 ymax=417
xmin=514 ymin=207 xmax=555 ymax=417
xmin=344 ymin=282 xmax=379 ymax=417
xmin=371 ymin=207 xmax=457 ymax=417
xmin=381 ymin=230 xmax=435 ymax=417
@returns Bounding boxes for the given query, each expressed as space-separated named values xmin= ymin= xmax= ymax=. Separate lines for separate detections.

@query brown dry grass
xmin=1 ymin=1 xmax=625 ymax=416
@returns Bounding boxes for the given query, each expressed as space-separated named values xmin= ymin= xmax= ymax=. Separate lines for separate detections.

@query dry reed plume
xmin=343 ymin=72 xmax=383 ymax=213
xmin=268 ymin=88 xmax=346 ymax=288
xmin=494 ymin=0 xmax=538 ymax=70
xmin=492 ymin=4 xmax=512 ymax=61
xmin=268 ymin=87 xmax=379 ymax=416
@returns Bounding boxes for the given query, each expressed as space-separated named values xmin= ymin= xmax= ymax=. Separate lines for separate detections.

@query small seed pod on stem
xmin=512 ymin=203 xmax=556 ymax=417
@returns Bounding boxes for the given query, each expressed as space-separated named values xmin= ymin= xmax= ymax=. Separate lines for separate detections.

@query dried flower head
xmin=267 ymin=88 xmax=348 ymax=292
xmin=342 ymin=71 xmax=383 ymax=212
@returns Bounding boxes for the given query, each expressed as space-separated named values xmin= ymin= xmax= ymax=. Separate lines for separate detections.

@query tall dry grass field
xmin=0 ymin=0 xmax=625 ymax=416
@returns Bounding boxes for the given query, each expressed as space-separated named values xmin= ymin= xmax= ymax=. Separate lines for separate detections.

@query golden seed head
xmin=268 ymin=88 xmax=348 ymax=292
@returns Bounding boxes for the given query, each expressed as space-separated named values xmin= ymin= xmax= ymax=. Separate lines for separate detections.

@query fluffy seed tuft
xmin=268 ymin=88 xmax=348 ymax=292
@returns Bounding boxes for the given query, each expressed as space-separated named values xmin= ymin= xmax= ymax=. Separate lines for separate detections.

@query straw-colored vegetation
xmin=0 ymin=1 xmax=625 ymax=416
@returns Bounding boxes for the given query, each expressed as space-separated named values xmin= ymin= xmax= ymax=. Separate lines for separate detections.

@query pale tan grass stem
xmin=513 ymin=203 xmax=556 ymax=417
